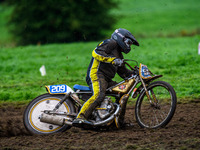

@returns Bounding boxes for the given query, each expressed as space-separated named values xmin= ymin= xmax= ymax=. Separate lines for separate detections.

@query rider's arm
xmin=92 ymin=40 xmax=116 ymax=63
xmin=117 ymin=65 xmax=135 ymax=79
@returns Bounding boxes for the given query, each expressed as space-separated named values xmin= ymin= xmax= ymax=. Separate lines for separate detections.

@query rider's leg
xmin=73 ymin=74 xmax=107 ymax=126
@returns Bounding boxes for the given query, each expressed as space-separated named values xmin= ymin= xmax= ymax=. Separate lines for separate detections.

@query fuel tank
xmin=112 ymin=78 xmax=135 ymax=94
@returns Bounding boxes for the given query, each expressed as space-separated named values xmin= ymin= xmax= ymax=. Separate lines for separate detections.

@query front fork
xmin=53 ymin=94 xmax=69 ymax=111
xmin=139 ymin=76 xmax=158 ymax=107
xmin=53 ymin=92 xmax=82 ymax=112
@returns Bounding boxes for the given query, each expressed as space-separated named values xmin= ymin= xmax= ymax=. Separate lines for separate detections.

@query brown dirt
xmin=0 ymin=102 xmax=200 ymax=150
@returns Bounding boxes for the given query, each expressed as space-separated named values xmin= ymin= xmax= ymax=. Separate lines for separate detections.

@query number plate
xmin=140 ymin=64 xmax=152 ymax=79
xmin=141 ymin=66 xmax=151 ymax=77
xmin=49 ymin=84 xmax=67 ymax=94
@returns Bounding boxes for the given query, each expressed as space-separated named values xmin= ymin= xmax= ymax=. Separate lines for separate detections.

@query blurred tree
xmin=6 ymin=0 xmax=117 ymax=45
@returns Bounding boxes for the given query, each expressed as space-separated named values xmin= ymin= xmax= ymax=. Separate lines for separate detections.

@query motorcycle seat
xmin=73 ymin=84 xmax=91 ymax=92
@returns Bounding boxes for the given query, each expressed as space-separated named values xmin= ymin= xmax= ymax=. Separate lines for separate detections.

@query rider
xmin=72 ymin=28 xmax=139 ymax=127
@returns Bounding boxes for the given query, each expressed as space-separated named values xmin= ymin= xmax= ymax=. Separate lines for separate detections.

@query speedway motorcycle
xmin=24 ymin=59 xmax=177 ymax=134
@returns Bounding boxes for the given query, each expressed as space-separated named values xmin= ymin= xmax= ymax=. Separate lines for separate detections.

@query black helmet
xmin=111 ymin=28 xmax=139 ymax=54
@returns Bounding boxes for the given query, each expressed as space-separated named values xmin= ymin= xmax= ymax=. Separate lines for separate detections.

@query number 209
xmin=51 ymin=85 xmax=66 ymax=93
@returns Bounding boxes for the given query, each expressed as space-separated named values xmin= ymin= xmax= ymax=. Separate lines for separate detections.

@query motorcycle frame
xmin=75 ymin=75 xmax=138 ymax=95
xmin=53 ymin=63 xmax=163 ymax=111
xmin=73 ymin=75 xmax=142 ymax=107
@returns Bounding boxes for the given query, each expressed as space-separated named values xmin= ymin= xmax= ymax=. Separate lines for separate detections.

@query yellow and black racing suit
xmin=77 ymin=39 xmax=134 ymax=119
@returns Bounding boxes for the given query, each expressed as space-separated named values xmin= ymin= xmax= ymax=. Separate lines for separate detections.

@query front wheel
xmin=135 ymin=81 xmax=177 ymax=128
xmin=23 ymin=93 xmax=75 ymax=134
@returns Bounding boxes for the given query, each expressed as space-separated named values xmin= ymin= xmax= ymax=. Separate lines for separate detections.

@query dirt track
xmin=0 ymin=102 xmax=200 ymax=150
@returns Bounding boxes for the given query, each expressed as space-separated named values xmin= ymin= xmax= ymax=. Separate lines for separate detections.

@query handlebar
xmin=123 ymin=59 xmax=139 ymax=66
xmin=123 ymin=59 xmax=139 ymax=70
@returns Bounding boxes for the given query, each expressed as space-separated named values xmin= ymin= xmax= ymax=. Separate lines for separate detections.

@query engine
xmin=97 ymin=97 xmax=115 ymax=120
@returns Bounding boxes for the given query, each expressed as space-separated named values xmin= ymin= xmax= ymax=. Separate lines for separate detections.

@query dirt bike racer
xmin=72 ymin=28 xmax=139 ymax=127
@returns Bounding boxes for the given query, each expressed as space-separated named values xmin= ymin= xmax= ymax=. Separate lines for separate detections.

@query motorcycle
xmin=23 ymin=59 xmax=177 ymax=134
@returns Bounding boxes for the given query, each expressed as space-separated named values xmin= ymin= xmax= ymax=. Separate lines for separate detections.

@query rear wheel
xmin=135 ymin=81 xmax=177 ymax=128
xmin=24 ymin=93 xmax=75 ymax=134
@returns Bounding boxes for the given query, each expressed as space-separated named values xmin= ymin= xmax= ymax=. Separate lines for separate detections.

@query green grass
xmin=0 ymin=0 xmax=200 ymax=102
xmin=0 ymin=35 xmax=200 ymax=102
xmin=1 ymin=0 xmax=200 ymax=45
xmin=0 ymin=42 xmax=95 ymax=101
xmin=110 ymin=0 xmax=200 ymax=37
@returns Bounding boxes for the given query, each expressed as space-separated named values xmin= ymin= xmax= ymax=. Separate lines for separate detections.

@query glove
xmin=112 ymin=59 xmax=124 ymax=67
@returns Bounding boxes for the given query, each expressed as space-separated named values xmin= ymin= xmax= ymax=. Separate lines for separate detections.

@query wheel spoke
xmin=153 ymin=109 xmax=159 ymax=126
xmin=136 ymin=81 xmax=176 ymax=128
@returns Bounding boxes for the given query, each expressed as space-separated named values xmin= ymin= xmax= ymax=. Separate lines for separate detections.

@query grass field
xmin=0 ymin=0 xmax=200 ymax=102
xmin=1 ymin=0 xmax=200 ymax=45
xmin=1 ymin=35 xmax=200 ymax=102
xmin=111 ymin=0 xmax=200 ymax=38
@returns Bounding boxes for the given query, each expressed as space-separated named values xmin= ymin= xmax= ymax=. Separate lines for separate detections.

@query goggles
xmin=124 ymin=38 xmax=133 ymax=47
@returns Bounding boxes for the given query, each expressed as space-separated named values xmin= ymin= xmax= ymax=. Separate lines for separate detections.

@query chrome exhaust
xmin=40 ymin=103 xmax=120 ymax=127
xmin=40 ymin=113 xmax=72 ymax=126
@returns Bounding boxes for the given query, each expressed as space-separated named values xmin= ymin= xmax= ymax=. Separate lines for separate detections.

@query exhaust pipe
xmin=40 ymin=103 xmax=120 ymax=127
xmin=40 ymin=113 xmax=72 ymax=126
